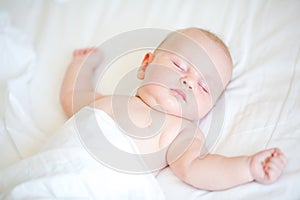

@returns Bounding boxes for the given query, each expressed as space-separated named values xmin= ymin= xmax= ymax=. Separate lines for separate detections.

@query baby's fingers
xmin=272 ymin=148 xmax=288 ymax=166
xmin=256 ymin=148 xmax=276 ymax=161
xmin=264 ymin=156 xmax=287 ymax=183
xmin=269 ymin=156 xmax=286 ymax=170
xmin=278 ymin=153 xmax=288 ymax=166
xmin=264 ymin=164 xmax=280 ymax=183
xmin=265 ymin=160 xmax=282 ymax=175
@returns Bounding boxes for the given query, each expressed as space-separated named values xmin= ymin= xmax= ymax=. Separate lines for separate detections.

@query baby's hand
xmin=249 ymin=148 xmax=287 ymax=184
xmin=73 ymin=47 xmax=102 ymax=71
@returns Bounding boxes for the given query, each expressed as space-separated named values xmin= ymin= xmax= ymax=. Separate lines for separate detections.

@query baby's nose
xmin=180 ymin=77 xmax=194 ymax=90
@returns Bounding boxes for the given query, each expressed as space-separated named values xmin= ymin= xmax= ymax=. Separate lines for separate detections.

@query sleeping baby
xmin=60 ymin=27 xmax=287 ymax=190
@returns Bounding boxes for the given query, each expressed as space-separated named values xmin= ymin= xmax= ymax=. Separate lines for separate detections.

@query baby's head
xmin=136 ymin=27 xmax=233 ymax=120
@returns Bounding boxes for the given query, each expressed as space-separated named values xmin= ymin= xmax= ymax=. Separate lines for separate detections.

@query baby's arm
xmin=167 ymin=127 xmax=287 ymax=191
xmin=60 ymin=48 xmax=103 ymax=117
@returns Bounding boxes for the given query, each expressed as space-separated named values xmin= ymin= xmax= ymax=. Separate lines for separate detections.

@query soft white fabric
xmin=0 ymin=0 xmax=299 ymax=199
xmin=0 ymin=11 xmax=38 ymax=169
xmin=0 ymin=106 xmax=164 ymax=199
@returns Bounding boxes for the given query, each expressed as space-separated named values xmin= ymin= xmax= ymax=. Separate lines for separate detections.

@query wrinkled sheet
xmin=0 ymin=0 xmax=299 ymax=199
xmin=0 ymin=106 xmax=164 ymax=199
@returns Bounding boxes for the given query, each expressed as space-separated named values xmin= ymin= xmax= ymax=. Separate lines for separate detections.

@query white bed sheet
xmin=0 ymin=0 xmax=299 ymax=199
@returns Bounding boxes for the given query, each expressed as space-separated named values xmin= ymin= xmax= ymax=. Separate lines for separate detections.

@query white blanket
xmin=0 ymin=106 xmax=164 ymax=199
xmin=0 ymin=0 xmax=299 ymax=199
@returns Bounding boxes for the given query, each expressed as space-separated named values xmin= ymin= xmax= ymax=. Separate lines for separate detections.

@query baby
xmin=60 ymin=27 xmax=287 ymax=190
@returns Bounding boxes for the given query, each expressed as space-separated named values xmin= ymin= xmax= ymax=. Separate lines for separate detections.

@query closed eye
xmin=198 ymin=81 xmax=209 ymax=94
xmin=172 ymin=61 xmax=186 ymax=72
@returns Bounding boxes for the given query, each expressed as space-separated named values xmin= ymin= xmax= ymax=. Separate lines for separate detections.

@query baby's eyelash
xmin=172 ymin=61 xmax=186 ymax=71
xmin=198 ymin=81 xmax=209 ymax=93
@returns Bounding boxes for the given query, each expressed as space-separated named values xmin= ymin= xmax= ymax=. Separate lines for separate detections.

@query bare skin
xmin=60 ymin=28 xmax=287 ymax=191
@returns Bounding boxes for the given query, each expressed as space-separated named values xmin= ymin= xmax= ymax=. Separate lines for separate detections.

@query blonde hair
xmin=155 ymin=27 xmax=232 ymax=64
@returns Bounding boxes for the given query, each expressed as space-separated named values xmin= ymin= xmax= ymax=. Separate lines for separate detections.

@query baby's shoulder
xmin=168 ymin=117 xmax=203 ymax=142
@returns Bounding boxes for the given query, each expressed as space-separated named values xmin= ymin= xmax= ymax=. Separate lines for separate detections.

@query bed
xmin=0 ymin=0 xmax=299 ymax=199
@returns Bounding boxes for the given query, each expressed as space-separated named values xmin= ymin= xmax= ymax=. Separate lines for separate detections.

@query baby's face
xmin=137 ymin=30 xmax=232 ymax=120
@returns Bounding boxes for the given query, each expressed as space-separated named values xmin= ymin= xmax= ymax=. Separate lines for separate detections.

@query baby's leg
xmin=60 ymin=47 xmax=103 ymax=117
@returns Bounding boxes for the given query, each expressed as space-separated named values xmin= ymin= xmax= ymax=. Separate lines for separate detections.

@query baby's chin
xmin=166 ymin=110 xmax=204 ymax=121
xmin=182 ymin=110 xmax=210 ymax=121
xmin=182 ymin=115 xmax=203 ymax=122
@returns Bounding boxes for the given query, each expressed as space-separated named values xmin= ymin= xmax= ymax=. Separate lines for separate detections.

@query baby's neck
xmin=134 ymin=94 xmax=192 ymax=122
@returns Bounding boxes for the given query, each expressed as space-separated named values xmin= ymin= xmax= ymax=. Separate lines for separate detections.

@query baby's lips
xmin=170 ymin=88 xmax=186 ymax=101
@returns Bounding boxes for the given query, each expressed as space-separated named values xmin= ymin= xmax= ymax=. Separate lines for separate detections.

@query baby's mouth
xmin=170 ymin=88 xmax=186 ymax=102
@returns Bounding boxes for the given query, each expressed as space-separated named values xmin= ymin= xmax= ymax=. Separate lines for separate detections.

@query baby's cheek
xmin=197 ymin=100 xmax=213 ymax=118
xmin=159 ymin=95 xmax=182 ymax=114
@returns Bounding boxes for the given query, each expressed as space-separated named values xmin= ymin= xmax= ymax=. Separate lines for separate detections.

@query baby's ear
xmin=137 ymin=52 xmax=154 ymax=80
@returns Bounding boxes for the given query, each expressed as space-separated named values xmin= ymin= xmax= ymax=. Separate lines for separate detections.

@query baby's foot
xmin=71 ymin=47 xmax=102 ymax=70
